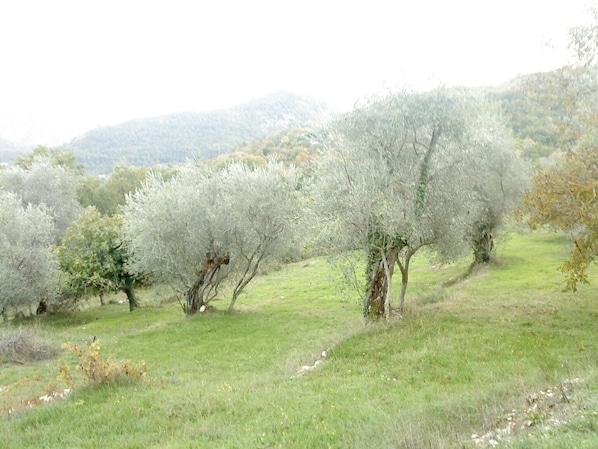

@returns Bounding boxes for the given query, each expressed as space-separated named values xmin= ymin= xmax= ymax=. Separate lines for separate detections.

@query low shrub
xmin=0 ymin=327 xmax=58 ymax=364
xmin=62 ymin=340 xmax=146 ymax=385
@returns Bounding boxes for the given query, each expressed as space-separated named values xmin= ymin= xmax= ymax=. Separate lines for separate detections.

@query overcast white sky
xmin=0 ymin=0 xmax=591 ymax=144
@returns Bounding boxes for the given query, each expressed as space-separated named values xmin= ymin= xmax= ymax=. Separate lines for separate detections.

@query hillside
xmin=487 ymin=71 xmax=577 ymax=161
xmin=1 ymin=74 xmax=577 ymax=173
xmin=65 ymin=91 xmax=331 ymax=174
xmin=206 ymin=127 xmax=323 ymax=168
xmin=1 ymin=231 xmax=597 ymax=448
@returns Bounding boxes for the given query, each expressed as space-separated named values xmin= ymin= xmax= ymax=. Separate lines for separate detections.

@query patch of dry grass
xmin=0 ymin=326 xmax=58 ymax=364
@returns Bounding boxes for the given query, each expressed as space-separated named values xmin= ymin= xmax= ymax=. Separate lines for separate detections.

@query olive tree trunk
xmin=472 ymin=221 xmax=494 ymax=264
xmin=122 ymin=280 xmax=139 ymax=312
xmin=396 ymin=248 xmax=415 ymax=313
xmin=186 ymin=253 xmax=230 ymax=314
xmin=363 ymin=245 xmax=399 ymax=320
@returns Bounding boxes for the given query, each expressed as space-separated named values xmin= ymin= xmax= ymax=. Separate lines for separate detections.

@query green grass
xmin=1 ymin=230 xmax=597 ymax=448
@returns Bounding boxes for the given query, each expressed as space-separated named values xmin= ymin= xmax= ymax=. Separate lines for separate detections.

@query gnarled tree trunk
xmin=472 ymin=221 xmax=494 ymax=264
xmin=363 ymin=245 xmax=399 ymax=320
xmin=122 ymin=281 xmax=139 ymax=312
xmin=186 ymin=253 xmax=230 ymax=314
xmin=36 ymin=300 xmax=48 ymax=315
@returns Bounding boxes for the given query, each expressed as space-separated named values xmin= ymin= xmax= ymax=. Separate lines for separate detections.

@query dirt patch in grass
xmin=471 ymin=377 xmax=591 ymax=447
xmin=441 ymin=262 xmax=490 ymax=287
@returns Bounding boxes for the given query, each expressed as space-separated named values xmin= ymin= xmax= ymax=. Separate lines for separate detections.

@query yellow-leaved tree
xmin=521 ymin=3 xmax=598 ymax=289
xmin=522 ymin=147 xmax=598 ymax=289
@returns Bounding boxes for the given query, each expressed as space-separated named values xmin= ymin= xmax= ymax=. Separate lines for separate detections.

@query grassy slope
xmin=0 ymin=230 xmax=597 ymax=448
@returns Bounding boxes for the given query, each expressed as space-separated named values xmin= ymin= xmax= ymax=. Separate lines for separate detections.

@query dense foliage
xmin=77 ymin=165 xmax=152 ymax=215
xmin=0 ymin=149 xmax=85 ymax=316
xmin=15 ymin=146 xmax=84 ymax=175
xmin=55 ymin=208 xmax=141 ymax=311
xmin=207 ymin=128 xmax=322 ymax=168
xmin=0 ymin=192 xmax=59 ymax=318
xmin=522 ymin=146 xmax=598 ymax=289
xmin=124 ymin=161 xmax=299 ymax=313
xmin=0 ymin=158 xmax=81 ymax=243
xmin=310 ymin=88 xmax=525 ymax=319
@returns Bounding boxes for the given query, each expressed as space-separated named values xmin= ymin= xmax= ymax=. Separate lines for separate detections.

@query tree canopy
xmin=0 ymin=192 xmax=59 ymax=318
xmin=124 ymin=161 xmax=299 ymax=313
xmin=0 ymin=157 xmax=81 ymax=243
xmin=15 ymin=145 xmax=85 ymax=175
xmin=464 ymin=107 xmax=528 ymax=263
xmin=207 ymin=128 xmax=322 ymax=169
xmin=310 ymin=88 xmax=523 ymax=319
xmin=55 ymin=207 xmax=141 ymax=311
xmin=522 ymin=146 xmax=598 ymax=289
xmin=78 ymin=165 xmax=155 ymax=215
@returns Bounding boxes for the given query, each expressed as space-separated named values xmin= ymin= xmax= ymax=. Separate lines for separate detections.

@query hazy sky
xmin=0 ymin=0 xmax=591 ymax=144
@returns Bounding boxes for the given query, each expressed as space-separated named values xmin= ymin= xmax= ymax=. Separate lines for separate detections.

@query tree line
xmin=2 ymin=8 xmax=598 ymax=322
xmin=0 ymin=87 xmax=524 ymax=322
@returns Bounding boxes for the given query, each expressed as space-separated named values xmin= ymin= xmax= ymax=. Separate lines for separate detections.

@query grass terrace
xmin=0 ymin=230 xmax=597 ymax=448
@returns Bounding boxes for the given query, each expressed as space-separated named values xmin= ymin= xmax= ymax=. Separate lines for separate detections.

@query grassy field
xmin=0 ymin=230 xmax=597 ymax=448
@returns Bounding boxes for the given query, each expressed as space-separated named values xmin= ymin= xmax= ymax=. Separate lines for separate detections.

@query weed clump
xmin=0 ymin=327 xmax=58 ymax=364
xmin=62 ymin=340 xmax=146 ymax=385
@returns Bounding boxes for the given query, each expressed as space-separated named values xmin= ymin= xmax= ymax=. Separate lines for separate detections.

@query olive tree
xmin=0 ymin=158 xmax=81 ymax=243
xmin=310 ymin=88 xmax=517 ymax=320
xmin=124 ymin=162 xmax=298 ymax=313
xmin=0 ymin=192 xmax=59 ymax=320
xmin=465 ymin=109 xmax=528 ymax=264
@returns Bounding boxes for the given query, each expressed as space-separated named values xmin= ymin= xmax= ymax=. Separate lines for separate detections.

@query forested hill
xmin=66 ymin=91 xmax=331 ymax=174
xmin=488 ymin=71 xmax=577 ymax=161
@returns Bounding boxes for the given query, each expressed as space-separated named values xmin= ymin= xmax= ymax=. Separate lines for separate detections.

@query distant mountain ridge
xmin=65 ymin=91 xmax=331 ymax=174
xmin=1 ymin=76 xmax=566 ymax=174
